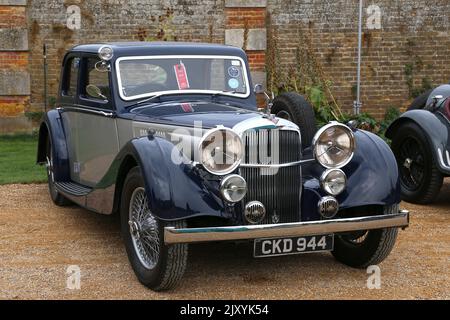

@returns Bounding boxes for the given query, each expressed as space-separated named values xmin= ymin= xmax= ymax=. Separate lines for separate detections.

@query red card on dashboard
xmin=180 ymin=103 xmax=194 ymax=113
xmin=174 ymin=62 xmax=190 ymax=90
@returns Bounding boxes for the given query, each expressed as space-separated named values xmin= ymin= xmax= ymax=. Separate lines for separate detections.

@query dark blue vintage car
xmin=37 ymin=42 xmax=409 ymax=291
xmin=387 ymin=84 xmax=450 ymax=204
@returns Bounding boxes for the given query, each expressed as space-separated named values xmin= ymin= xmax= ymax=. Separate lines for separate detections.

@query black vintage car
xmin=387 ymin=84 xmax=450 ymax=204
xmin=37 ymin=42 xmax=409 ymax=291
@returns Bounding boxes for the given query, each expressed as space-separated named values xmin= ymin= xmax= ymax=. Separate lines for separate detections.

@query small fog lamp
xmin=220 ymin=174 xmax=247 ymax=203
xmin=320 ymin=169 xmax=347 ymax=196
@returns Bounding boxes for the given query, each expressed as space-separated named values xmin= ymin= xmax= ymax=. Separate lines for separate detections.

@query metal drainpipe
xmin=43 ymin=43 xmax=48 ymax=112
xmin=354 ymin=0 xmax=363 ymax=115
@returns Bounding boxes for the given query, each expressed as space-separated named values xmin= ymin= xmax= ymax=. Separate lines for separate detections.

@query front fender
xmin=339 ymin=130 xmax=401 ymax=208
xmin=386 ymin=109 xmax=450 ymax=175
xmin=100 ymin=136 xmax=227 ymax=221
xmin=301 ymin=130 xmax=400 ymax=221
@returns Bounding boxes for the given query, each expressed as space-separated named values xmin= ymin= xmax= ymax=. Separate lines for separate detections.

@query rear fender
xmin=386 ymin=110 xmax=450 ymax=175
xmin=36 ymin=109 xmax=71 ymax=181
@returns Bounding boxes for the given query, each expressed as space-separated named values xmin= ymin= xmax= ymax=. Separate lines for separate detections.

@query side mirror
xmin=94 ymin=60 xmax=110 ymax=73
xmin=86 ymin=84 xmax=108 ymax=101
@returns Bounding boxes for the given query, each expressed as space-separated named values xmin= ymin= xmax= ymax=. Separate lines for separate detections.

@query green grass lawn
xmin=0 ymin=135 xmax=47 ymax=185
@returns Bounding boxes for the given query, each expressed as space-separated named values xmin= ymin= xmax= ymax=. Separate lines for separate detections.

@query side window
xmin=62 ymin=57 xmax=80 ymax=96
xmin=84 ymin=58 xmax=111 ymax=101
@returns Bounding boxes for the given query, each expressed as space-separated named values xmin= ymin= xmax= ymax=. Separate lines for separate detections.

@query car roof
xmin=70 ymin=41 xmax=247 ymax=59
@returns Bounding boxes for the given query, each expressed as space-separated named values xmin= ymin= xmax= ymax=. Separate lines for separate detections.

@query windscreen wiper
xmin=124 ymin=93 xmax=165 ymax=110
xmin=211 ymin=90 xmax=238 ymax=102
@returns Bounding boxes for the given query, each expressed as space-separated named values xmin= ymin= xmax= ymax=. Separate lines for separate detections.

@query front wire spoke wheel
xmin=121 ymin=167 xmax=188 ymax=291
xmin=341 ymin=230 xmax=369 ymax=245
xmin=129 ymin=187 xmax=160 ymax=270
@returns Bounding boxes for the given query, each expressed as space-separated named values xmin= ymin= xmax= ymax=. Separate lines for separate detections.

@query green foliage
xmin=48 ymin=96 xmax=57 ymax=108
xmin=0 ymin=135 xmax=47 ymax=185
xmin=303 ymin=84 xmax=338 ymax=127
xmin=292 ymin=85 xmax=401 ymax=140
xmin=410 ymin=77 xmax=433 ymax=98
xmin=347 ymin=112 xmax=379 ymax=131
xmin=378 ymin=106 xmax=402 ymax=141
xmin=24 ymin=111 xmax=45 ymax=123
xmin=265 ymin=20 xmax=402 ymax=142
xmin=404 ymin=39 xmax=433 ymax=98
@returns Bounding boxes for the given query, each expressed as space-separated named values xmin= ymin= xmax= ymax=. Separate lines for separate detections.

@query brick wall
xmin=27 ymin=0 xmax=225 ymax=113
xmin=0 ymin=0 xmax=30 ymax=131
xmin=268 ymin=0 xmax=450 ymax=117
xmin=1 ymin=0 xmax=450 ymax=131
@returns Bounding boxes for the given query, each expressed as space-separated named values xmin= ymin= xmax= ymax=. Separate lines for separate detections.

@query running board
xmin=54 ymin=181 xmax=114 ymax=215
xmin=55 ymin=181 xmax=92 ymax=196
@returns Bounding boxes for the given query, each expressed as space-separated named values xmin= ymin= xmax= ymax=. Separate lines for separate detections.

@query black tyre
xmin=332 ymin=204 xmax=400 ymax=268
xmin=391 ymin=122 xmax=443 ymax=204
xmin=45 ymin=138 xmax=71 ymax=206
xmin=272 ymin=92 xmax=317 ymax=148
xmin=121 ymin=167 xmax=188 ymax=291
xmin=407 ymin=89 xmax=433 ymax=110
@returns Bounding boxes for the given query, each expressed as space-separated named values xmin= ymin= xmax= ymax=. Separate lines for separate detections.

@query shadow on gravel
xmin=433 ymin=178 xmax=450 ymax=207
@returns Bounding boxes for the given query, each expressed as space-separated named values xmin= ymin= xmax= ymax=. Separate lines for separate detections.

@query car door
xmin=60 ymin=53 xmax=119 ymax=187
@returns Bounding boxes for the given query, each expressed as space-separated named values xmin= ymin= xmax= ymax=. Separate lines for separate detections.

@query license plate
xmin=254 ymin=234 xmax=334 ymax=258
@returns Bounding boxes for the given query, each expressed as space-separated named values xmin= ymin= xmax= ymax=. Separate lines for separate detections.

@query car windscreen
xmin=116 ymin=56 xmax=250 ymax=101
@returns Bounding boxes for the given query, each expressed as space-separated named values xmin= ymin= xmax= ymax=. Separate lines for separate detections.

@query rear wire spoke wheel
xmin=121 ymin=167 xmax=188 ymax=291
xmin=391 ymin=122 xmax=443 ymax=204
xmin=45 ymin=138 xmax=70 ymax=206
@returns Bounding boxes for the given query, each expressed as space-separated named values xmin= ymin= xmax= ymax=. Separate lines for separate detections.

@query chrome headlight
xmin=320 ymin=169 xmax=347 ymax=196
xmin=220 ymin=174 xmax=247 ymax=202
xmin=198 ymin=127 xmax=243 ymax=175
xmin=312 ymin=122 xmax=355 ymax=169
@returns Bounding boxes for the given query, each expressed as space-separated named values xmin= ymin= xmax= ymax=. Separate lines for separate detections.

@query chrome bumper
xmin=164 ymin=210 xmax=409 ymax=244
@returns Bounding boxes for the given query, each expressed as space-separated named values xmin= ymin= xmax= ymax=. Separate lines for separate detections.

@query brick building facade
xmin=0 ymin=0 xmax=449 ymax=132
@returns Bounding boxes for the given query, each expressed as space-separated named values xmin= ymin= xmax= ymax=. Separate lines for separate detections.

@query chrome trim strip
xmin=232 ymin=116 xmax=300 ymax=137
xmin=239 ymin=158 xmax=314 ymax=168
xmin=57 ymin=106 xmax=115 ymax=118
xmin=164 ymin=210 xmax=409 ymax=244
xmin=437 ymin=148 xmax=450 ymax=170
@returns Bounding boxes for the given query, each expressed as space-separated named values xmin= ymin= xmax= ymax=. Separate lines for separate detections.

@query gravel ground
xmin=0 ymin=182 xmax=449 ymax=300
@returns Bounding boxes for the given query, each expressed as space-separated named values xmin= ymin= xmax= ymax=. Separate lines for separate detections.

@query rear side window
xmin=62 ymin=57 xmax=80 ymax=96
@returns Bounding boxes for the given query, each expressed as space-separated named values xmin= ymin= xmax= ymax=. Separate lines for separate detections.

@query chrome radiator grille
xmin=240 ymin=129 xmax=302 ymax=224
